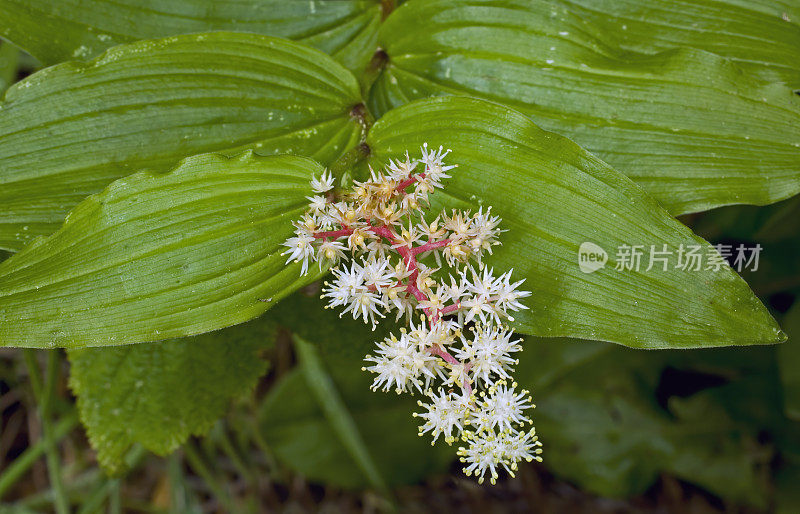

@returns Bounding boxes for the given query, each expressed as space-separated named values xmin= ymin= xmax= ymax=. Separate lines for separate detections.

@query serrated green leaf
xmin=780 ymin=303 xmax=800 ymax=420
xmin=365 ymin=96 xmax=783 ymax=348
xmin=372 ymin=0 xmax=800 ymax=215
xmin=559 ymin=0 xmax=800 ymax=87
xmin=68 ymin=316 xmax=275 ymax=475
xmin=0 ymin=0 xmax=382 ymax=73
xmin=0 ymin=32 xmax=363 ymax=251
xmin=0 ymin=152 xmax=323 ymax=348
xmin=516 ymin=339 xmax=770 ymax=505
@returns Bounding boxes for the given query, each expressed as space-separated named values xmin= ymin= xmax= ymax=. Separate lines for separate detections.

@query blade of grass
xmin=75 ymin=478 xmax=119 ymax=514
xmin=293 ymin=335 xmax=391 ymax=496
xmin=182 ymin=442 xmax=237 ymax=513
xmin=0 ymin=410 xmax=78 ymax=499
xmin=213 ymin=422 xmax=254 ymax=484
xmin=21 ymin=349 xmax=69 ymax=514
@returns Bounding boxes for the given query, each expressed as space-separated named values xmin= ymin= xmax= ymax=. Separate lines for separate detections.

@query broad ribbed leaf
xmin=68 ymin=317 xmax=275 ymax=475
xmin=0 ymin=32 xmax=363 ymax=251
xmin=365 ymin=96 xmax=783 ymax=348
xmin=0 ymin=152 xmax=322 ymax=348
xmin=372 ymin=0 xmax=800 ymax=215
xmin=559 ymin=0 xmax=800 ymax=87
xmin=0 ymin=0 xmax=383 ymax=73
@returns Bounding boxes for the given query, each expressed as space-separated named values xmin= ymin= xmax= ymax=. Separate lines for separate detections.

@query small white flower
xmin=471 ymin=381 xmax=533 ymax=433
xmin=493 ymin=270 xmax=531 ymax=320
xmin=386 ymin=153 xmax=418 ymax=181
xmin=420 ymin=143 xmax=456 ymax=189
xmin=365 ymin=238 xmax=392 ymax=260
xmin=414 ymin=389 xmax=472 ymax=444
xmin=307 ymin=194 xmax=328 ymax=213
xmin=310 ymin=169 xmax=335 ymax=193
xmin=316 ymin=239 xmax=347 ymax=265
xmin=455 ymin=325 xmax=521 ymax=386
xmin=363 ymin=332 xmax=437 ymax=393
xmin=417 ymin=216 xmax=447 ymax=241
xmin=457 ymin=431 xmax=503 ymax=485
xmin=323 ymin=262 xmax=364 ymax=306
xmin=502 ymin=428 xmax=543 ymax=469
xmin=282 ymin=233 xmax=315 ymax=275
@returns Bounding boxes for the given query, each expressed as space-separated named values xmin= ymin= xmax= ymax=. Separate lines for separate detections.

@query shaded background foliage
xmin=0 ymin=0 xmax=798 ymax=512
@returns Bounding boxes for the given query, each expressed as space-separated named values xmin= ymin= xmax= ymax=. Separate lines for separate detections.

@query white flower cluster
xmin=283 ymin=144 xmax=541 ymax=485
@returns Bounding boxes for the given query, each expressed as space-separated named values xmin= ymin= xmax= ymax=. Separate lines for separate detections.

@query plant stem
xmin=329 ymin=141 xmax=371 ymax=190
xmin=215 ymin=422 xmax=254 ymax=484
xmin=75 ymin=478 xmax=117 ymax=514
xmin=412 ymin=238 xmax=450 ymax=255
xmin=183 ymin=442 xmax=237 ymax=513
xmin=0 ymin=410 xmax=78 ymax=499
xmin=21 ymin=349 xmax=43 ymax=399
xmin=16 ymin=469 xmax=99 ymax=510
xmin=43 ymin=351 xmax=70 ymax=514
xmin=22 ymin=349 xmax=70 ymax=514
xmin=109 ymin=480 xmax=121 ymax=514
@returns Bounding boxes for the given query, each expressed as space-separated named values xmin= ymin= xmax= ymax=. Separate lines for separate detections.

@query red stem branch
xmin=313 ymin=228 xmax=353 ymax=239
xmin=440 ymin=302 xmax=460 ymax=315
xmin=395 ymin=172 xmax=426 ymax=191
xmin=412 ymin=238 xmax=451 ymax=255
xmin=429 ymin=344 xmax=458 ymax=365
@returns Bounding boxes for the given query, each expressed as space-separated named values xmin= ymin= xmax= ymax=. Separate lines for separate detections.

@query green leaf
xmin=780 ymin=303 xmax=800 ymax=420
xmin=0 ymin=152 xmax=322 ymax=348
xmin=365 ymin=96 xmax=783 ymax=348
xmin=372 ymin=0 xmax=800 ymax=215
xmin=260 ymin=362 xmax=451 ymax=488
xmin=0 ymin=32 xmax=363 ymax=251
xmin=0 ymin=0 xmax=383 ymax=73
xmin=558 ymin=0 xmax=800 ymax=88
xmin=516 ymin=339 xmax=771 ymax=505
xmin=67 ymin=316 xmax=275 ymax=475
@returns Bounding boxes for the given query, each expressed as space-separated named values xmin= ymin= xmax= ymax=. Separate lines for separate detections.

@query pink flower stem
xmin=313 ymin=228 xmax=353 ymax=240
xmin=440 ymin=302 xmax=461 ymax=315
xmin=405 ymin=282 xmax=434 ymax=322
xmin=412 ymin=239 xmax=451 ymax=255
xmin=395 ymin=172 xmax=426 ymax=191
xmin=367 ymin=225 xmax=396 ymax=240
xmin=429 ymin=346 xmax=472 ymax=394
xmin=429 ymin=344 xmax=458 ymax=365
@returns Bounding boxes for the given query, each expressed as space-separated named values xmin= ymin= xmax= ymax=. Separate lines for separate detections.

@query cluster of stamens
xmin=283 ymin=144 xmax=542 ymax=484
